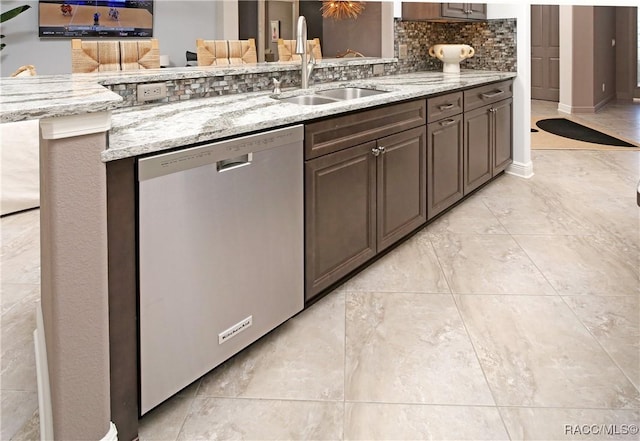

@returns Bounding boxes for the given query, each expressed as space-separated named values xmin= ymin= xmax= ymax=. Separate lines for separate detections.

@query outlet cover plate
xmin=399 ymin=44 xmax=408 ymax=59
xmin=137 ymin=83 xmax=167 ymax=102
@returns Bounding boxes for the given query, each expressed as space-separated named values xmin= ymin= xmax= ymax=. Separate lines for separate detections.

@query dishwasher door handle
xmin=216 ymin=153 xmax=252 ymax=172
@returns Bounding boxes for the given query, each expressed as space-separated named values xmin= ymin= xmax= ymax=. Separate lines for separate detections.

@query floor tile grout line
xmin=449 ymin=293 xmax=513 ymax=441
xmin=508 ymin=233 xmax=563 ymax=297
xmin=556 ymin=293 xmax=640 ymax=395
xmin=342 ymin=289 xmax=348 ymax=440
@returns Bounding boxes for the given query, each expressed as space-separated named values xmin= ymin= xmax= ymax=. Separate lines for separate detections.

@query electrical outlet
xmin=137 ymin=82 xmax=167 ymax=102
xmin=398 ymin=44 xmax=408 ymax=59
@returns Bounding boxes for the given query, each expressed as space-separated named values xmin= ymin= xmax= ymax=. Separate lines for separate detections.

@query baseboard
xmin=505 ymin=160 xmax=534 ymax=179
xmin=557 ymin=103 xmax=572 ymax=114
xmin=101 ymin=422 xmax=118 ymax=441
xmin=594 ymin=95 xmax=614 ymax=113
xmin=557 ymin=95 xmax=614 ymax=114
xmin=35 ymin=301 xmax=54 ymax=441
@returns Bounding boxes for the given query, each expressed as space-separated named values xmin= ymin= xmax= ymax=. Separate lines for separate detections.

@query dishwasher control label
xmin=219 ymin=316 xmax=253 ymax=344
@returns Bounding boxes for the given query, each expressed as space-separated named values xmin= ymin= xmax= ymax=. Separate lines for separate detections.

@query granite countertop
xmin=106 ymin=70 xmax=516 ymax=162
xmin=0 ymin=58 xmax=395 ymax=123
xmin=0 ymin=65 xmax=515 ymax=162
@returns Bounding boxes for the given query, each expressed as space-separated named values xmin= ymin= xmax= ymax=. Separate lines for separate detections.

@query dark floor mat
xmin=535 ymin=118 xmax=635 ymax=147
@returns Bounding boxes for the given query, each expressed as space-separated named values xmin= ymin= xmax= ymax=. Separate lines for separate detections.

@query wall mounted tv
xmin=39 ymin=1 xmax=153 ymax=38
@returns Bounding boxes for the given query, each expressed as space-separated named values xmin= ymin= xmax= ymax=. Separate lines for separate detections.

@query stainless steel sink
xmin=316 ymin=87 xmax=388 ymax=100
xmin=277 ymin=95 xmax=340 ymax=106
xmin=275 ymin=87 xmax=388 ymax=106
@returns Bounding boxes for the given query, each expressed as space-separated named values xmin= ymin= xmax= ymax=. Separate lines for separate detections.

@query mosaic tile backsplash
xmin=394 ymin=18 xmax=517 ymax=74
xmin=107 ymin=62 xmax=398 ymax=108
xmin=106 ymin=18 xmax=516 ymax=108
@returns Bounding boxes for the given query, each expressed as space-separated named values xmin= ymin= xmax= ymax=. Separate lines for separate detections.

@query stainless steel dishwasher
xmin=137 ymin=125 xmax=304 ymax=415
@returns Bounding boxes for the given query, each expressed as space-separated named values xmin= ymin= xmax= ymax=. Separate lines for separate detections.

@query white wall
xmin=154 ymin=1 xmax=221 ymax=68
xmin=487 ymin=4 xmax=533 ymax=178
xmin=0 ymin=0 xmax=220 ymax=76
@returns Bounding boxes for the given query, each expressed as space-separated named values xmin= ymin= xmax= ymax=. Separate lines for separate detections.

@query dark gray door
xmin=427 ymin=115 xmax=464 ymax=219
xmin=377 ymin=126 xmax=427 ymax=251
xmin=531 ymin=5 xmax=560 ymax=101
xmin=304 ymin=141 xmax=377 ymax=301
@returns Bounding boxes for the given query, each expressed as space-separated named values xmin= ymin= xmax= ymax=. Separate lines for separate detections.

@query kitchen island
xmin=0 ymin=65 xmax=515 ymax=441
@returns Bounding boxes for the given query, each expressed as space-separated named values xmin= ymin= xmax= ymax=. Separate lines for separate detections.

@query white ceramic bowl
xmin=428 ymin=44 xmax=475 ymax=74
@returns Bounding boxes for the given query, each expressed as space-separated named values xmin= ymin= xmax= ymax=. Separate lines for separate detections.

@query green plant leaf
xmin=1 ymin=5 xmax=31 ymax=24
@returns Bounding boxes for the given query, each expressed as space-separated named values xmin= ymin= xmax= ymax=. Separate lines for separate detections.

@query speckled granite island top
xmin=106 ymin=70 xmax=515 ymax=162
xmin=0 ymin=66 xmax=515 ymax=161
xmin=0 ymin=58 xmax=394 ymax=123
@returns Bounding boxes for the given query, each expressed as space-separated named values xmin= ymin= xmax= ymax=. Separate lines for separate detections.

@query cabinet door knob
xmin=372 ymin=147 xmax=381 ymax=157
xmin=379 ymin=146 xmax=386 ymax=154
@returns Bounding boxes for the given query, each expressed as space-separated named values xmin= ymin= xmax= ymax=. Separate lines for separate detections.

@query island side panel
xmin=39 ymin=131 xmax=112 ymax=440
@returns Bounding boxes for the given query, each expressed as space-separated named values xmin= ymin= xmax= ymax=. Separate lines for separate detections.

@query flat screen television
xmin=39 ymin=1 xmax=153 ymax=38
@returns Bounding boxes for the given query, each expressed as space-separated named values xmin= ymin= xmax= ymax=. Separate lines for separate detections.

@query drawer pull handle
xmin=481 ymin=90 xmax=505 ymax=99
xmin=438 ymin=103 xmax=455 ymax=110
xmin=440 ymin=119 xmax=457 ymax=127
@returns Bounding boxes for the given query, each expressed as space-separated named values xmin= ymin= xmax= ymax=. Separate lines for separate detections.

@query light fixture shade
xmin=321 ymin=1 xmax=365 ymax=20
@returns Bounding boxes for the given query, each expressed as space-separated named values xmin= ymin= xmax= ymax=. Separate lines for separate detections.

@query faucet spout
xmin=295 ymin=16 xmax=315 ymax=89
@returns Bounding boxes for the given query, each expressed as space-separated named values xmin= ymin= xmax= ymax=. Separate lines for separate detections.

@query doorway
xmin=531 ymin=5 xmax=560 ymax=102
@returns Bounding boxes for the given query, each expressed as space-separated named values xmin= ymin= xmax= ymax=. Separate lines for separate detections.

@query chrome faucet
xmin=295 ymin=15 xmax=316 ymax=89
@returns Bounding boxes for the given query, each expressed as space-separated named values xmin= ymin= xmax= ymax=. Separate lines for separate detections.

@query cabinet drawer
xmin=464 ymin=80 xmax=513 ymax=111
xmin=305 ymin=100 xmax=426 ymax=160
xmin=427 ymin=92 xmax=463 ymax=123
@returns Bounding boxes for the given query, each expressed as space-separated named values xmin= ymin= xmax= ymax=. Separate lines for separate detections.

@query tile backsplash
xmin=106 ymin=18 xmax=516 ymax=109
xmin=395 ymin=18 xmax=517 ymax=73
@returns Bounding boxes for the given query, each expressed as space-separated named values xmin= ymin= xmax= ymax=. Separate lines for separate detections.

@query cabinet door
xmin=376 ymin=126 xmax=427 ymax=252
xmin=427 ymin=115 xmax=464 ymax=219
xmin=305 ymin=141 xmax=377 ymax=301
xmin=467 ymin=3 xmax=487 ymax=20
xmin=493 ymin=98 xmax=513 ymax=175
xmin=441 ymin=3 xmax=469 ymax=19
xmin=464 ymin=106 xmax=492 ymax=194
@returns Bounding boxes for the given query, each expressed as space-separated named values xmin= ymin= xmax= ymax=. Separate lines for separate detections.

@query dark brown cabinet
xmin=441 ymin=3 xmax=487 ymax=20
xmin=463 ymin=106 xmax=492 ymax=193
xmin=463 ymin=81 xmax=513 ymax=194
xmin=304 ymin=102 xmax=427 ymax=301
xmin=376 ymin=127 xmax=427 ymax=252
xmin=304 ymin=81 xmax=513 ymax=301
xmin=402 ymin=2 xmax=487 ymax=21
xmin=305 ymin=142 xmax=377 ymax=300
xmin=426 ymin=91 xmax=464 ymax=219
xmin=427 ymin=114 xmax=464 ymax=219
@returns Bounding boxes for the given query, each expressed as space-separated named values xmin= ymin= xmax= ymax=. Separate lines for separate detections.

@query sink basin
xmin=275 ymin=87 xmax=389 ymax=106
xmin=278 ymin=95 xmax=340 ymax=105
xmin=316 ymin=87 xmax=388 ymax=100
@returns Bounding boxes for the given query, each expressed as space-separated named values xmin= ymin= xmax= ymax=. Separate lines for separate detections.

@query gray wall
xmin=615 ymin=7 xmax=638 ymax=100
xmin=323 ymin=1 xmax=382 ymax=58
xmin=0 ymin=1 xmax=220 ymax=76
xmin=266 ymin=1 xmax=294 ymax=59
xmin=593 ymin=6 xmax=617 ymax=107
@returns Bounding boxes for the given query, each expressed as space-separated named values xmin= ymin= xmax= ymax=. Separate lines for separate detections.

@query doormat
xmin=536 ymin=118 xmax=636 ymax=147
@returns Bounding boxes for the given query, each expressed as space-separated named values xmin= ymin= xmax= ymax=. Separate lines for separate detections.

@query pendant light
xmin=320 ymin=1 xmax=365 ymax=20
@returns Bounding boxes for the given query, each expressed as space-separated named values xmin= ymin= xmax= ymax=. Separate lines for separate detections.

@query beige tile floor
xmin=1 ymin=99 xmax=639 ymax=440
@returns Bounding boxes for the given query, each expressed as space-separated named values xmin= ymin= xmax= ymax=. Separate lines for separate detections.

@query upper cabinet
xmin=401 ymin=3 xmax=487 ymax=21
